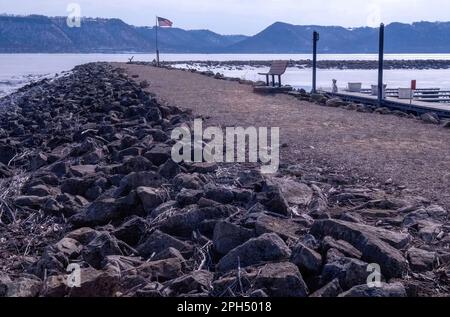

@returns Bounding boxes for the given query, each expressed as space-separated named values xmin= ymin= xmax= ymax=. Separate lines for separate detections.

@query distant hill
xmin=228 ymin=21 xmax=450 ymax=53
xmin=0 ymin=15 xmax=247 ymax=53
xmin=1 ymin=15 xmax=450 ymax=53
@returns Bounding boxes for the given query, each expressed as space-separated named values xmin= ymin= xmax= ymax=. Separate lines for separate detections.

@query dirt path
xmin=114 ymin=63 xmax=450 ymax=209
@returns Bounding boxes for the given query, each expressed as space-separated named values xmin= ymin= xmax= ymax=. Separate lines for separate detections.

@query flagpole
xmin=155 ymin=16 xmax=160 ymax=66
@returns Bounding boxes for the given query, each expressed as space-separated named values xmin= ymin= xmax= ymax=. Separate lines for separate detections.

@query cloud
xmin=1 ymin=0 xmax=449 ymax=35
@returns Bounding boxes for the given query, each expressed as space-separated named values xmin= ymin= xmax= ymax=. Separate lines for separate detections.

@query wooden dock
xmin=327 ymin=90 xmax=450 ymax=119
xmin=359 ymin=88 xmax=450 ymax=103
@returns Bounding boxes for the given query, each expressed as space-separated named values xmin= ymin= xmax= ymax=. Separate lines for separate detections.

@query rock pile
xmin=0 ymin=63 xmax=448 ymax=297
xmin=289 ymin=91 xmax=450 ymax=127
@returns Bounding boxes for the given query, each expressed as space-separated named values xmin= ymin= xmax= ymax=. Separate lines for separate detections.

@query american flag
xmin=157 ymin=17 xmax=173 ymax=27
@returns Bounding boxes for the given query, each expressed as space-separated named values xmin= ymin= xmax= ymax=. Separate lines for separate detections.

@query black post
xmin=156 ymin=17 xmax=160 ymax=66
xmin=378 ymin=23 xmax=385 ymax=106
xmin=312 ymin=31 xmax=319 ymax=93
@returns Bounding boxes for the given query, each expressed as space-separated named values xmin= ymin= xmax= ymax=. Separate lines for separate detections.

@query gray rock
xmin=258 ymin=186 xmax=290 ymax=216
xmin=189 ymin=162 xmax=218 ymax=174
xmin=115 ymin=156 xmax=153 ymax=174
xmin=310 ymin=278 xmax=343 ymax=297
xmin=159 ymin=205 xmax=235 ymax=237
xmin=54 ymin=237 xmax=83 ymax=259
xmin=322 ymin=236 xmax=362 ymax=259
xmin=213 ymin=221 xmax=255 ymax=255
xmin=291 ymin=242 xmax=323 ymax=275
xmin=137 ymin=186 xmax=167 ymax=213
xmin=420 ymin=112 xmax=440 ymax=124
xmin=251 ymin=262 xmax=309 ymax=297
xmin=311 ymin=219 xmax=409 ymax=278
xmin=407 ymin=247 xmax=436 ymax=272
xmin=70 ymin=165 xmax=97 ymax=177
xmin=69 ymin=198 xmax=125 ymax=227
xmin=204 ymin=184 xmax=234 ymax=204
xmin=112 ymin=216 xmax=147 ymax=246
xmin=326 ymin=97 xmax=346 ymax=108
xmin=144 ymin=144 xmax=172 ymax=166
xmin=255 ymin=214 xmax=304 ymax=241
xmin=26 ymin=184 xmax=55 ymax=197
xmin=149 ymin=200 xmax=178 ymax=219
xmin=115 ymin=171 xmax=165 ymax=197
xmin=176 ymin=188 xmax=204 ymax=207
xmin=173 ymin=173 xmax=204 ymax=190
xmin=30 ymin=153 xmax=48 ymax=171
xmin=152 ymin=247 xmax=185 ymax=262
xmin=82 ymin=232 xmax=122 ymax=269
xmin=339 ymin=282 xmax=407 ymax=297
xmin=158 ymin=159 xmax=181 ymax=179
xmin=268 ymin=179 xmax=314 ymax=206
xmin=28 ymin=247 xmax=68 ymax=278
xmin=136 ymin=230 xmax=192 ymax=258
xmin=14 ymin=195 xmax=48 ymax=209
xmin=310 ymin=93 xmax=328 ymax=104
xmin=44 ymin=267 xmax=120 ymax=297
xmin=217 ymin=233 xmax=291 ymax=272
xmin=65 ymin=227 xmax=100 ymax=245
xmin=166 ymin=270 xmax=213 ymax=294
xmin=137 ymin=257 xmax=184 ymax=282
xmin=322 ymin=257 xmax=371 ymax=290
xmin=0 ymin=274 xmax=42 ymax=297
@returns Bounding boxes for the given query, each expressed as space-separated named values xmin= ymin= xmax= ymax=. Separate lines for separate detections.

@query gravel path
xmin=115 ymin=63 xmax=450 ymax=209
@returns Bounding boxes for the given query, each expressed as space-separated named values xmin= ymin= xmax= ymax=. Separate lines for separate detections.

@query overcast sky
xmin=1 ymin=0 xmax=449 ymax=35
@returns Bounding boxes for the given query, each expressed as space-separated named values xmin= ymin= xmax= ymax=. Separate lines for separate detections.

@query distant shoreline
xmin=164 ymin=59 xmax=450 ymax=70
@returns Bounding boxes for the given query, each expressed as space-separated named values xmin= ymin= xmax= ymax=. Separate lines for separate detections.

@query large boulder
xmin=255 ymin=214 xmax=304 ymax=241
xmin=217 ymin=233 xmax=291 ymax=272
xmin=213 ymin=221 xmax=255 ymax=255
xmin=250 ymin=262 xmax=309 ymax=297
xmin=406 ymin=247 xmax=436 ymax=272
xmin=144 ymin=144 xmax=172 ymax=166
xmin=82 ymin=233 xmax=122 ymax=269
xmin=321 ymin=257 xmax=371 ymax=290
xmin=291 ymin=242 xmax=323 ymax=275
xmin=322 ymin=236 xmax=362 ymax=259
xmin=112 ymin=216 xmax=147 ymax=246
xmin=0 ymin=274 xmax=42 ymax=297
xmin=137 ymin=186 xmax=167 ymax=213
xmin=69 ymin=198 xmax=127 ymax=227
xmin=311 ymin=219 xmax=409 ymax=278
xmin=267 ymin=177 xmax=313 ymax=207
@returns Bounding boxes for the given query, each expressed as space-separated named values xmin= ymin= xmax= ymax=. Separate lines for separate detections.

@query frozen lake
xmin=1 ymin=53 xmax=450 ymax=97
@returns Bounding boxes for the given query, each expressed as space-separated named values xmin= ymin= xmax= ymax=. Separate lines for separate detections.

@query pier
xmin=327 ymin=89 xmax=450 ymax=118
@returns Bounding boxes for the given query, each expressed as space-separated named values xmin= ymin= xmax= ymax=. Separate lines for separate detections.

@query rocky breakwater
xmin=0 ymin=63 xmax=449 ymax=297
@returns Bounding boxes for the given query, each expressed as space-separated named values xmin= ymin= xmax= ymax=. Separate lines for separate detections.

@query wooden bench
xmin=258 ymin=60 xmax=289 ymax=87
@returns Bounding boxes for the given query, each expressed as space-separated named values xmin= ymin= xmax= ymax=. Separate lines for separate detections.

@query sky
xmin=1 ymin=0 xmax=450 ymax=35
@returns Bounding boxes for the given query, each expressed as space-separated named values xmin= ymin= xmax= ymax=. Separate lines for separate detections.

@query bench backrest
xmin=268 ymin=60 xmax=289 ymax=75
